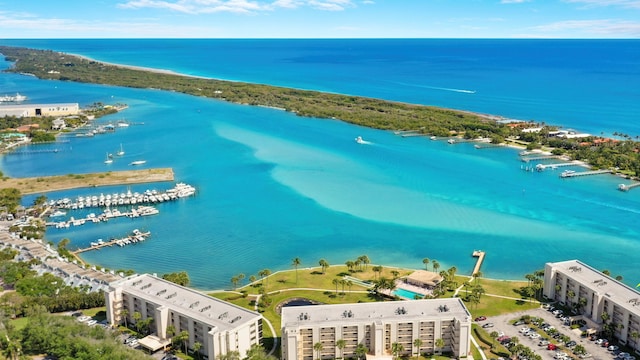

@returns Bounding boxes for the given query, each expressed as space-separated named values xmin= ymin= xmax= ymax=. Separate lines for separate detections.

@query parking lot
xmin=481 ymin=307 xmax=626 ymax=360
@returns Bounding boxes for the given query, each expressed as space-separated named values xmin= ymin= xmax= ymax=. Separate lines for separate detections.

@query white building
xmin=0 ymin=103 xmax=79 ymax=117
xmin=281 ymin=298 xmax=472 ymax=360
xmin=105 ymin=274 xmax=263 ymax=359
xmin=544 ymin=260 xmax=640 ymax=353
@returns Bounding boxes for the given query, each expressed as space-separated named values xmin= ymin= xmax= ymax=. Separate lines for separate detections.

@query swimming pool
xmin=393 ymin=288 xmax=424 ymax=300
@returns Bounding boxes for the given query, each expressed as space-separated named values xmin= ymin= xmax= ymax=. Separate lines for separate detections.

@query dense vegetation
xmin=0 ymin=188 xmax=21 ymax=213
xmin=3 ymin=45 xmax=640 ymax=176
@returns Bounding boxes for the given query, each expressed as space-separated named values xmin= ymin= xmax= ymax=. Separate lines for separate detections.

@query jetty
xmin=401 ymin=133 xmax=431 ymax=138
xmin=72 ymin=229 xmax=151 ymax=254
xmin=7 ymin=148 xmax=67 ymax=155
xmin=560 ymin=169 xmax=612 ymax=178
xmin=471 ymin=250 xmax=486 ymax=276
xmin=618 ymin=183 xmax=640 ymax=192
xmin=474 ymin=143 xmax=507 ymax=149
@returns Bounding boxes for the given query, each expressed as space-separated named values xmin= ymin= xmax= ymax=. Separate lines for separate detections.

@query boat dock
xmin=474 ymin=143 xmax=507 ymax=149
xmin=48 ymin=182 xmax=196 ymax=210
xmin=535 ymin=162 xmax=580 ymax=171
xmin=471 ymin=250 xmax=486 ymax=276
xmin=72 ymin=230 xmax=150 ymax=254
xmin=7 ymin=148 xmax=68 ymax=155
xmin=45 ymin=205 xmax=159 ymax=228
xmin=618 ymin=183 xmax=640 ymax=192
xmin=521 ymin=155 xmax=561 ymax=162
xmin=401 ymin=133 xmax=431 ymax=138
xmin=561 ymin=169 xmax=612 ymax=178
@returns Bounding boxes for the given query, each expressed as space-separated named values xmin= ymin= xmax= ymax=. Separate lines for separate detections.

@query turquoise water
xmin=1 ymin=40 xmax=639 ymax=290
xmin=393 ymin=288 xmax=424 ymax=300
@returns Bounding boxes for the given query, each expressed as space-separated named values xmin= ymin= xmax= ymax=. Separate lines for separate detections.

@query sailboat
xmin=117 ymin=143 xmax=125 ymax=156
xmin=104 ymin=152 xmax=113 ymax=164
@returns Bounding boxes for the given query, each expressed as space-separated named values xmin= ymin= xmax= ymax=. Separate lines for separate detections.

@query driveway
xmin=481 ymin=307 xmax=614 ymax=360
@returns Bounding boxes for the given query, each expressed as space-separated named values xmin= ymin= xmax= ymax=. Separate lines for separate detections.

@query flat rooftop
xmin=549 ymin=260 xmax=640 ymax=314
xmin=112 ymin=274 xmax=261 ymax=332
xmin=282 ymin=298 xmax=470 ymax=327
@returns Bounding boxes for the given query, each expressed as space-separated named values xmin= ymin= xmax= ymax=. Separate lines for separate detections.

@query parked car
xmin=86 ymin=319 xmax=98 ymax=326
xmin=539 ymin=340 xmax=550 ymax=346
xmin=609 ymin=346 xmax=620 ymax=352
xmin=497 ymin=335 xmax=510 ymax=343
xmin=566 ymin=341 xmax=577 ymax=347
xmin=595 ymin=339 xmax=607 ymax=345
xmin=482 ymin=323 xmax=495 ymax=328
xmin=514 ymin=320 xmax=525 ymax=326
xmin=475 ymin=316 xmax=487 ymax=321
xmin=548 ymin=343 xmax=558 ymax=350
xmin=529 ymin=333 xmax=541 ymax=339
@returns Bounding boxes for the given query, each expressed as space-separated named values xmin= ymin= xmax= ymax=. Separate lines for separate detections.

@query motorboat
xmin=129 ymin=160 xmax=146 ymax=166
xmin=50 ymin=210 xmax=66 ymax=217
xmin=447 ymin=139 xmax=456 ymax=144
xmin=355 ymin=136 xmax=364 ymax=144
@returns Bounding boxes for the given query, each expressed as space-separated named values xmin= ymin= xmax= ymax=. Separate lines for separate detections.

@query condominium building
xmin=105 ymin=274 xmax=262 ymax=359
xmin=281 ymin=298 xmax=472 ymax=360
xmin=543 ymin=260 xmax=640 ymax=353
xmin=0 ymin=103 xmax=79 ymax=117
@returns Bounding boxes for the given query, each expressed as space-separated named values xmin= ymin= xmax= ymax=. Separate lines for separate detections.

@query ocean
xmin=0 ymin=39 xmax=639 ymax=290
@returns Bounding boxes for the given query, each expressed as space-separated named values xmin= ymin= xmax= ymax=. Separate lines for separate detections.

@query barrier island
xmin=1 ymin=45 xmax=639 ymax=177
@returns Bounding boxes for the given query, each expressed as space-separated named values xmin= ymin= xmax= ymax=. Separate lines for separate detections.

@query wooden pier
xmin=474 ymin=143 xmax=507 ymax=149
xmin=401 ymin=133 xmax=430 ymax=138
xmin=618 ymin=182 xmax=640 ymax=192
xmin=471 ymin=250 xmax=485 ymax=276
xmin=72 ymin=231 xmax=150 ymax=254
xmin=535 ymin=162 xmax=580 ymax=171
xmin=8 ymin=148 xmax=67 ymax=155
xmin=560 ymin=169 xmax=612 ymax=178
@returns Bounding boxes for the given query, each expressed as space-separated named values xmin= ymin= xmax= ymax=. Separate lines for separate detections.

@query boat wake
xmin=355 ymin=136 xmax=373 ymax=145
xmin=392 ymin=81 xmax=476 ymax=94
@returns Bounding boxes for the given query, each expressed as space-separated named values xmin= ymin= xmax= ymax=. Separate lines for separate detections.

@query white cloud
xmin=531 ymin=19 xmax=640 ymax=36
xmin=116 ymin=0 xmax=356 ymax=13
xmin=564 ymin=0 xmax=640 ymax=9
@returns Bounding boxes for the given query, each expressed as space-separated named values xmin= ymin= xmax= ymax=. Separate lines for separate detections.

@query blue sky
xmin=0 ymin=0 xmax=639 ymax=38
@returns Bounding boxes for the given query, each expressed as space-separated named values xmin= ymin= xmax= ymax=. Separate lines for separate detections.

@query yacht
xmin=355 ymin=136 xmax=365 ymax=144
xmin=117 ymin=144 xmax=125 ymax=156
xmin=129 ymin=160 xmax=146 ymax=166
xmin=561 ymin=170 xmax=576 ymax=178
xmin=447 ymin=139 xmax=456 ymax=144
xmin=0 ymin=93 xmax=27 ymax=103
xmin=50 ymin=210 xmax=66 ymax=218
xmin=104 ymin=152 xmax=113 ymax=164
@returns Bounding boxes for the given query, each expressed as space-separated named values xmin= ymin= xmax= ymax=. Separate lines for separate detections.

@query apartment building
xmin=544 ymin=260 xmax=640 ymax=353
xmin=281 ymin=298 xmax=472 ymax=360
xmin=105 ymin=274 xmax=262 ymax=359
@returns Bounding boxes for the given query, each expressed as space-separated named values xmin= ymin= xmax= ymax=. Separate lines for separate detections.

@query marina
xmin=72 ymin=229 xmax=151 ymax=254
xmin=47 ymin=182 xmax=196 ymax=210
xmin=46 ymin=205 xmax=160 ymax=228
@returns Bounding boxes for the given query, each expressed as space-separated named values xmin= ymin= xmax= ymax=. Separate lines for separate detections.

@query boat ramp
xmin=72 ymin=229 xmax=151 ymax=254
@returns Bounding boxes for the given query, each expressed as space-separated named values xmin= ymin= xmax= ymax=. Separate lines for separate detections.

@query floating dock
xmin=45 ymin=205 xmax=159 ymax=228
xmin=560 ymin=169 xmax=612 ymax=178
xmin=72 ymin=230 xmax=150 ymax=254
xmin=471 ymin=250 xmax=486 ymax=276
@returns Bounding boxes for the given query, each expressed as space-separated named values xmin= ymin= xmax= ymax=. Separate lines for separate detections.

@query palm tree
xmin=336 ymin=339 xmax=346 ymax=359
xmin=360 ymin=255 xmax=370 ymax=270
xmin=422 ymin=258 xmax=430 ymax=271
xmin=292 ymin=257 xmax=301 ymax=284
xmin=249 ymin=275 xmax=257 ymax=285
xmin=314 ymin=342 xmax=324 ymax=360
xmin=319 ymin=259 xmax=329 ymax=274
xmin=473 ymin=270 xmax=482 ymax=285
xmin=435 ymin=338 xmax=445 ymax=354
xmin=432 ymin=260 xmax=440 ymax=273
xmin=372 ymin=265 xmax=383 ymax=280
xmin=178 ymin=330 xmax=190 ymax=354
xmin=391 ymin=342 xmax=404 ymax=360
xmin=489 ymin=331 xmax=499 ymax=350
xmin=346 ymin=280 xmax=353 ymax=293
xmin=120 ymin=308 xmax=129 ymax=328
xmin=260 ymin=268 xmax=272 ymax=289
xmin=355 ymin=344 xmax=368 ymax=360
xmin=231 ymin=276 xmax=239 ymax=290
xmin=391 ymin=270 xmax=400 ymax=280
xmin=133 ymin=311 xmax=142 ymax=333
xmin=166 ymin=324 xmax=176 ymax=339
xmin=340 ymin=279 xmax=346 ymax=295
xmin=345 ymin=260 xmax=355 ymax=272
xmin=413 ymin=338 xmax=423 ymax=358
xmin=332 ymin=278 xmax=340 ymax=295
xmin=193 ymin=341 xmax=202 ymax=360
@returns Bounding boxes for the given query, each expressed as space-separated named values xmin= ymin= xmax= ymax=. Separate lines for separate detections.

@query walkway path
xmin=470 ymin=334 xmax=488 ymax=360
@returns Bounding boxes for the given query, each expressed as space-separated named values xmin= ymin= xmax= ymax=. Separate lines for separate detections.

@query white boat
xmin=117 ymin=120 xmax=130 ymax=127
xmin=430 ymin=136 xmax=437 ymax=140
xmin=104 ymin=152 xmax=113 ymax=164
xmin=355 ymin=136 xmax=365 ymax=144
xmin=117 ymin=144 xmax=125 ymax=156
xmin=447 ymin=139 xmax=456 ymax=144
xmin=0 ymin=93 xmax=27 ymax=103
xmin=50 ymin=210 xmax=66 ymax=217
xmin=130 ymin=160 xmax=146 ymax=166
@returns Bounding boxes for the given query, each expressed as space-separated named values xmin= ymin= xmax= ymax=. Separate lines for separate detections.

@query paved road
xmin=482 ymin=307 xmax=615 ymax=360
